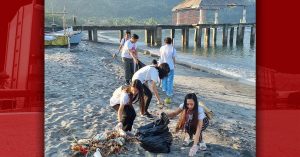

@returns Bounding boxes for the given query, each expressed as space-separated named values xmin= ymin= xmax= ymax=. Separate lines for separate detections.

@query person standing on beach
xmin=110 ymin=80 xmax=145 ymax=132
xmin=132 ymin=63 xmax=170 ymax=118
xmin=113 ymin=31 xmax=131 ymax=58
xmin=166 ymin=93 xmax=209 ymax=156
xmin=121 ymin=34 xmax=139 ymax=85
xmin=159 ymin=37 xmax=176 ymax=103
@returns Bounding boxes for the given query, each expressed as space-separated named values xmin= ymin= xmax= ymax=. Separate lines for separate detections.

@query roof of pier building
xmin=172 ymin=0 xmax=252 ymax=11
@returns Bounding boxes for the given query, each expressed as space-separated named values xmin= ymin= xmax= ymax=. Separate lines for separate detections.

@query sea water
xmin=84 ymin=28 xmax=256 ymax=86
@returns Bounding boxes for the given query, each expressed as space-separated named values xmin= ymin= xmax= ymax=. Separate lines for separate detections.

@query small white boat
xmin=45 ymin=27 xmax=82 ymax=47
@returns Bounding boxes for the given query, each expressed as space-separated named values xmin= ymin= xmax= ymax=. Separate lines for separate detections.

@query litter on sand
xmin=70 ymin=129 xmax=139 ymax=157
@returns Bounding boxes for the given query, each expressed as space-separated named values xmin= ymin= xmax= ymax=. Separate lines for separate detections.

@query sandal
xmin=199 ymin=142 xmax=207 ymax=151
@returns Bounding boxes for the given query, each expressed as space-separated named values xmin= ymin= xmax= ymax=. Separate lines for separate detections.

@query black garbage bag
xmin=140 ymin=131 xmax=173 ymax=153
xmin=134 ymin=60 xmax=145 ymax=73
xmin=136 ymin=112 xmax=173 ymax=153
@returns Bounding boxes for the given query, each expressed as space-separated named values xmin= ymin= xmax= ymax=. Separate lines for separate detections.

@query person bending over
xmin=132 ymin=63 xmax=170 ymax=118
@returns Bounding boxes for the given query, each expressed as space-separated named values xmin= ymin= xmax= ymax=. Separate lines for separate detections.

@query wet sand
xmin=45 ymin=41 xmax=255 ymax=157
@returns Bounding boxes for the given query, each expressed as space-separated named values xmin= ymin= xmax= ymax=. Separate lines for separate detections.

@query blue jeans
xmin=162 ymin=69 xmax=174 ymax=97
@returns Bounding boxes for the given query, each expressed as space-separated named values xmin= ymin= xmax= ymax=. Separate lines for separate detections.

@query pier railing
xmin=45 ymin=23 xmax=256 ymax=47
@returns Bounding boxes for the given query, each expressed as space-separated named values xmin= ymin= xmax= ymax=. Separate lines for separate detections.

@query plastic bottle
xmin=93 ymin=148 xmax=102 ymax=157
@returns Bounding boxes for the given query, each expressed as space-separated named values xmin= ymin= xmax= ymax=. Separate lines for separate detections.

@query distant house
xmin=172 ymin=0 xmax=253 ymax=25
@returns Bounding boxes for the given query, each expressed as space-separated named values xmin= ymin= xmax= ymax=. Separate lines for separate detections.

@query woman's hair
xmin=152 ymin=59 xmax=158 ymax=65
xmin=176 ymin=93 xmax=199 ymax=132
xmin=156 ymin=63 xmax=170 ymax=79
xmin=164 ymin=37 xmax=172 ymax=44
xmin=126 ymin=31 xmax=131 ymax=35
xmin=130 ymin=79 xmax=145 ymax=114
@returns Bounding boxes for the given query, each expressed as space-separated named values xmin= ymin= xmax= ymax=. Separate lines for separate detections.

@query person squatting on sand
xmin=166 ymin=93 xmax=209 ymax=156
xmin=121 ymin=34 xmax=140 ymax=85
xmin=159 ymin=37 xmax=176 ymax=103
xmin=110 ymin=80 xmax=145 ymax=132
xmin=132 ymin=63 xmax=170 ymax=118
xmin=113 ymin=31 xmax=131 ymax=58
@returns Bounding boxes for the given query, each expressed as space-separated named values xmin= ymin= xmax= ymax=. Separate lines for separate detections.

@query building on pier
xmin=172 ymin=0 xmax=255 ymax=25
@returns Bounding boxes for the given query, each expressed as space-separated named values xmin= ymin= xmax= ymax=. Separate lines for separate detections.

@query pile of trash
xmin=70 ymin=129 xmax=139 ymax=157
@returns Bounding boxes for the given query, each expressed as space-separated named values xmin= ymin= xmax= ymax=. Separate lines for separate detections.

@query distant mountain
xmin=45 ymin=0 xmax=255 ymax=25
xmin=45 ymin=0 xmax=182 ymax=22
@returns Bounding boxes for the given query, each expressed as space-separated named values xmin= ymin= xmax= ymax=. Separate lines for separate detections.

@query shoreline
xmin=86 ymin=40 xmax=256 ymax=87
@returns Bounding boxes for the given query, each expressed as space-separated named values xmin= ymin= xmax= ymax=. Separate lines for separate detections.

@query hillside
xmin=45 ymin=0 xmax=255 ymax=26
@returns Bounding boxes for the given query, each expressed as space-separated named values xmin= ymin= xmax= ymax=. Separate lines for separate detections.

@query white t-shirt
xmin=132 ymin=65 xmax=159 ymax=84
xmin=179 ymin=103 xmax=206 ymax=120
xmin=120 ymin=37 xmax=129 ymax=46
xmin=159 ymin=44 xmax=176 ymax=70
xmin=110 ymin=86 xmax=130 ymax=106
xmin=121 ymin=40 xmax=137 ymax=58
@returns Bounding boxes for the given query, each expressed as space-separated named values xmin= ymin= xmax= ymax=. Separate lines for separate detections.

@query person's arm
xmin=118 ymin=39 xmax=124 ymax=52
xmin=172 ymin=48 xmax=176 ymax=67
xmin=173 ymin=57 xmax=176 ymax=67
xmin=166 ymin=108 xmax=183 ymax=119
xmin=117 ymin=105 xmax=125 ymax=123
xmin=158 ymin=47 xmax=163 ymax=65
xmin=188 ymin=119 xmax=203 ymax=156
xmin=117 ymin=92 xmax=128 ymax=127
xmin=129 ymin=49 xmax=138 ymax=64
xmin=151 ymin=80 xmax=163 ymax=104
xmin=193 ymin=120 xmax=203 ymax=145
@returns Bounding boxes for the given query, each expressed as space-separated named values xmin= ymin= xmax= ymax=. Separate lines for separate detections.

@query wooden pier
xmin=45 ymin=23 xmax=256 ymax=47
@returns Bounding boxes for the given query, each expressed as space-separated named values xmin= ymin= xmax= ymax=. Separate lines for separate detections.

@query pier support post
xmin=155 ymin=27 xmax=162 ymax=46
xmin=250 ymin=25 xmax=256 ymax=45
xmin=194 ymin=28 xmax=198 ymax=42
xmin=145 ymin=29 xmax=151 ymax=44
xmin=151 ymin=29 xmax=156 ymax=46
xmin=92 ymin=29 xmax=98 ymax=42
xmin=88 ymin=30 xmax=92 ymax=41
xmin=236 ymin=25 xmax=245 ymax=45
xmin=212 ymin=27 xmax=217 ymax=45
xmin=222 ymin=25 xmax=228 ymax=46
xmin=195 ymin=26 xmax=202 ymax=48
xmin=181 ymin=28 xmax=189 ymax=48
xmin=186 ymin=28 xmax=189 ymax=47
xmin=204 ymin=27 xmax=211 ymax=46
xmin=229 ymin=27 xmax=234 ymax=45
xmin=119 ymin=30 xmax=124 ymax=42
xmin=170 ymin=29 xmax=175 ymax=44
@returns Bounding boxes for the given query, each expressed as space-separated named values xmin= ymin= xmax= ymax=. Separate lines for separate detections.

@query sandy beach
xmin=45 ymin=41 xmax=255 ymax=157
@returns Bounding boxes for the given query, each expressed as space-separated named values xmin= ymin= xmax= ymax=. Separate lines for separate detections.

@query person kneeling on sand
xmin=166 ymin=93 xmax=209 ymax=156
xmin=132 ymin=63 xmax=170 ymax=119
xmin=110 ymin=80 xmax=145 ymax=132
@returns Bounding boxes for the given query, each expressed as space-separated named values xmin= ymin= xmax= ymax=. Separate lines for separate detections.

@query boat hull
xmin=45 ymin=35 xmax=68 ymax=46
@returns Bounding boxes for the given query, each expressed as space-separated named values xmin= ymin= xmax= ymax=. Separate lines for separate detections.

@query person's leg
xmin=199 ymin=117 xmax=209 ymax=143
xmin=122 ymin=105 xmax=136 ymax=131
xmin=162 ymin=76 xmax=167 ymax=92
xmin=166 ymin=69 xmax=174 ymax=97
xmin=142 ymin=84 xmax=152 ymax=114
xmin=123 ymin=58 xmax=131 ymax=84
xmin=128 ymin=59 xmax=134 ymax=83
